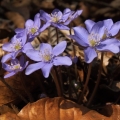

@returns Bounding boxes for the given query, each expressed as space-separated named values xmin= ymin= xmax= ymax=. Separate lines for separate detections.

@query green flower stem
xmin=0 ymin=76 xmax=28 ymax=103
xmin=78 ymin=62 xmax=92 ymax=104
xmin=51 ymin=68 xmax=62 ymax=97
xmin=86 ymin=52 xmax=104 ymax=107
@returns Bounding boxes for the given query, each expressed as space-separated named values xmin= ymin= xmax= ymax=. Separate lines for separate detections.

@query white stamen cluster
xmin=11 ymin=39 xmax=23 ymax=51
xmin=39 ymin=49 xmax=52 ymax=62
xmin=103 ymin=27 xmax=112 ymax=39
xmin=10 ymin=63 xmax=22 ymax=70
xmin=29 ymin=27 xmax=38 ymax=35
xmin=88 ymin=33 xmax=101 ymax=47
xmin=51 ymin=12 xmax=62 ymax=23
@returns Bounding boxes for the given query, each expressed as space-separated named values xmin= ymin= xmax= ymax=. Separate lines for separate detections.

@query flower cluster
xmin=69 ymin=19 xmax=120 ymax=63
xmin=1 ymin=7 xmax=120 ymax=79
xmin=1 ymin=8 xmax=82 ymax=78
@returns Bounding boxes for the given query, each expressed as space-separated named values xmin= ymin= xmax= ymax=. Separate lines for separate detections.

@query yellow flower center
xmin=43 ymin=54 xmax=51 ymax=62
xmin=88 ymin=33 xmax=101 ymax=47
xmin=30 ymin=28 xmax=37 ymax=34
xmin=14 ymin=44 xmax=22 ymax=51
xmin=51 ymin=12 xmax=62 ymax=23
xmin=51 ymin=17 xmax=59 ymax=22
xmin=39 ymin=49 xmax=52 ymax=62
xmin=89 ymin=39 xmax=97 ymax=47
xmin=11 ymin=63 xmax=22 ymax=70
xmin=11 ymin=39 xmax=22 ymax=51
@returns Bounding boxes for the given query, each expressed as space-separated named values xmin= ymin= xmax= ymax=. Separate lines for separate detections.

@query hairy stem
xmin=69 ymin=24 xmax=78 ymax=79
xmin=56 ymin=28 xmax=59 ymax=44
xmin=51 ymin=68 xmax=62 ymax=97
xmin=78 ymin=62 xmax=92 ymax=104
xmin=86 ymin=52 xmax=104 ymax=107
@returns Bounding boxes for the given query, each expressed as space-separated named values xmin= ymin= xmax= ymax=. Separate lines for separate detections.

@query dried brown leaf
xmin=0 ymin=70 xmax=43 ymax=106
xmin=0 ymin=105 xmax=15 ymax=115
xmin=0 ymin=97 xmax=120 ymax=120
xmin=5 ymin=12 xmax=25 ymax=28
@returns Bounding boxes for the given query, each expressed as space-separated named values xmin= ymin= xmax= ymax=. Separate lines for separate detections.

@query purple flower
xmin=1 ymin=31 xmax=33 ymax=63
xmin=85 ymin=19 xmax=120 ymax=37
xmin=25 ymin=13 xmax=41 ymax=41
xmin=25 ymin=41 xmax=72 ymax=78
xmin=69 ymin=21 xmax=119 ymax=63
xmin=15 ymin=13 xmax=46 ymax=42
xmin=2 ymin=56 xmax=28 ymax=78
xmin=40 ymin=8 xmax=82 ymax=30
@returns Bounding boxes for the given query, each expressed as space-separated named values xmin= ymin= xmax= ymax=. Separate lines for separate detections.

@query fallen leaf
xmin=0 ymin=97 xmax=119 ymax=120
xmin=5 ymin=12 xmax=25 ymax=28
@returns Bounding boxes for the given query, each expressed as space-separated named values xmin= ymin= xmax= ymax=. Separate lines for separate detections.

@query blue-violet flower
xmin=40 ymin=8 xmax=82 ymax=30
xmin=69 ymin=21 xmax=119 ymax=63
xmin=85 ymin=19 xmax=120 ymax=37
xmin=25 ymin=41 xmax=72 ymax=78
xmin=15 ymin=13 xmax=46 ymax=42
xmin=2 ymin=56 xmax=28 ymax=78
xmin=1 ymin=31 xmax=33 ymax=63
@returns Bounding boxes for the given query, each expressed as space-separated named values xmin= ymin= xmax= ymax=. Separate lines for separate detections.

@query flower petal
xmin=91 ymin=21 xmax=105 ymax=39
xmin=2 ymin=63 xmax=12 ymax=72
xmin=39 ymin=22 xmax=51 ymax=32
xmin=25 ymin=62 xmax=45 ymax=75
xmin=84 ymin=47 xmax=97 ymax=63
xmin=62 ymin=8 xmax=71 ymax=22
xmin=26 ymin=49 xmax=41 ymax=61
xmin=40 ymin=43 xmax=52 ymax=54
xmin=97 ymin=44 xmax=119 ymax=53
xmin=34 ymin=13 xmax=41 ymax=27
xmin=40 ymin=10 xmax=51 ymax=22
xmin=64 ymin=10 xmax=83 ymax=25
xmin=21 ymin=31 xmax=27 ymax=45
xmin=52 ymin=41 xmax=67 ymax=56
xmin=12 ymin=50 xmax=21 ymax=59
xmin=4 ymin=71 xmax=16 ymax=78
xmin=19 ymin=55 xmax=25 ymax=67
xmin=15 ymin=28 xmax=25 ymax=34
xmin=69 ymin=35 xmax=88 ymax=47
xmin=91 ymin=21 xmax=104 ymax=33
xmin=1 ymin=53 xmax=12 ymax=63
xmin=100 ymin=38 xmax=120 ymax=45
xmin=15 ymin=29 xmax=26 ymax=38
xmin=11 ymin=35 xmax=17 ymax=43
xmin=41 ymin=63 xmax=53 ymax=78
xmin=11 ymin=58 xmax=19 ymax=65
xmin=23 ymin=42 xmax=33 ymax=53
xmin=52 ymin=9 xmax=62 ymax=18
xmin=109 ymin=21 xmax=120 ymax=36
xmin=20 ymin=61 xmax=29 ymax=71
xmin=25 ymin=19 xmax=34 ymax=28
xmin=53 ymin=56 xmax=72 ymax=66
xmin=103 ymin=19 xmax=113 ymax=30
xmin=85 ymin=19 xmax=95 ymax=33
xmin=51 ymin=23 xmax=70 ymax=30
xmin=2 ymin=43 xmax=12 ymax=52
xmin=73 ymin=26 xmax=89 ymax=44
